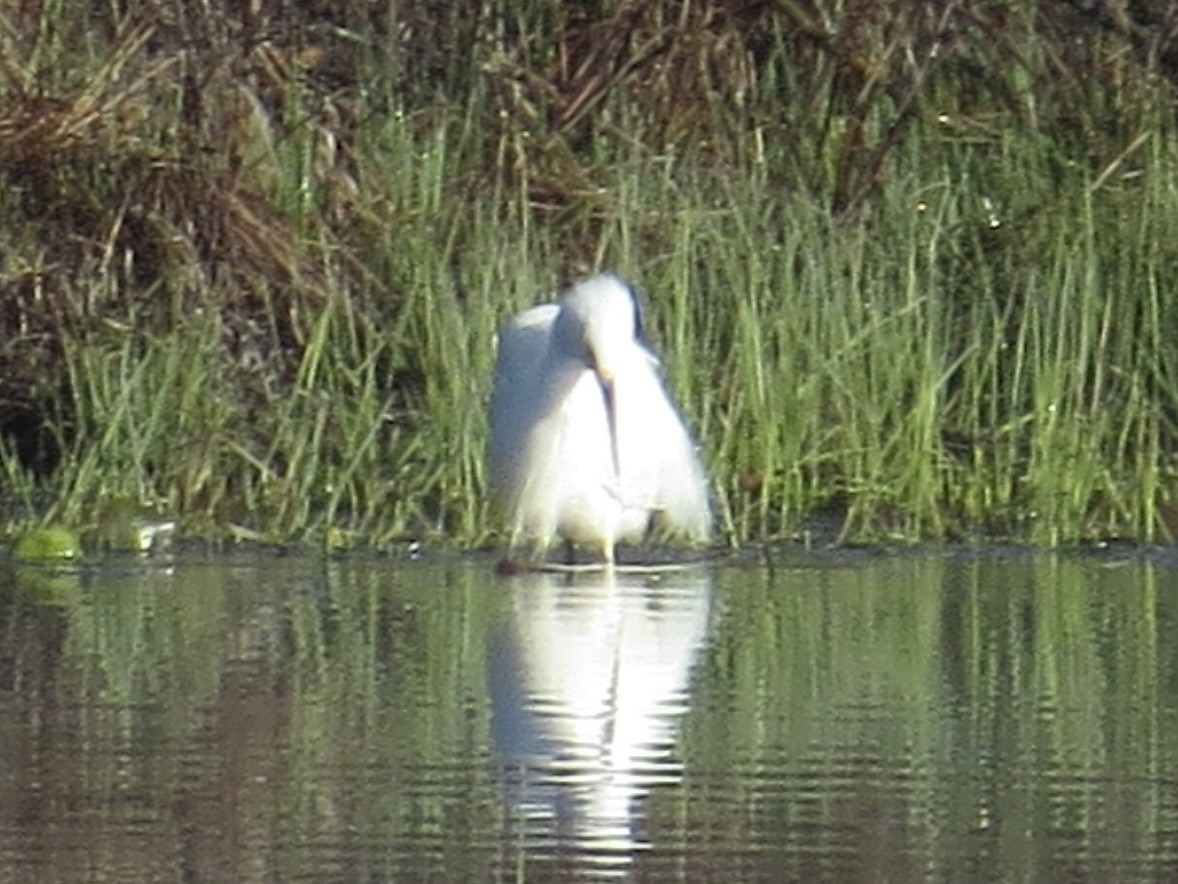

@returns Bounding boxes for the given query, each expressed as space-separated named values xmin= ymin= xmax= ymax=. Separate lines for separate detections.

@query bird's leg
xmin=602 ymin=538 xmax=615 ymax=571
xmin=562 ymin=538 xmax=576 ymax=567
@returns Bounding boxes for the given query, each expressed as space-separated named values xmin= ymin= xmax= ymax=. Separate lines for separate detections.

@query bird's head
xmin=554 ymin=273 xmax=645 ymax=478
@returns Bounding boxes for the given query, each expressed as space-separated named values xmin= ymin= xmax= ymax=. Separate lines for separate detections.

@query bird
xmin=487 ymin=272 xmax=711 ymax=566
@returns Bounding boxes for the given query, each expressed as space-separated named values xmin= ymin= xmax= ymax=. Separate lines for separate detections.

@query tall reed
xmin=3 ymin=3 xmax=1178 ymax=546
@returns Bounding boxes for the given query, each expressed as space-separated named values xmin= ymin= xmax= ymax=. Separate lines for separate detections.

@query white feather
xmin=488 ymin=273 xmax=711 ymax=563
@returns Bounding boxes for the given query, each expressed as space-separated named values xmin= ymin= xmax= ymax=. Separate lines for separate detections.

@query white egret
xmin=487 ymin=272 xmax=711 ymax=565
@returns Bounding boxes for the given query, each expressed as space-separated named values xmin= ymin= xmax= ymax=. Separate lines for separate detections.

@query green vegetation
xmin=2 ymin=1 xmax=1178 ymax=547
xmin=12 ymin=524 xmax=81 ymax=561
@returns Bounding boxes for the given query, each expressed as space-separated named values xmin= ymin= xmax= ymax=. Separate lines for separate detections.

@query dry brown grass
xmin=0 ymin=8 xmax=363 ymax=467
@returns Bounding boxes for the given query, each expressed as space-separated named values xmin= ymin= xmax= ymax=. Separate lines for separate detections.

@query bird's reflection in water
xmin=489 ymin=567 xmax=712 ymax=876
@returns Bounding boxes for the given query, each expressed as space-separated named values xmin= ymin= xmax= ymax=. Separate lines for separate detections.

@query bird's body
xmin=487 ymin=273 xmax=711 ymax=564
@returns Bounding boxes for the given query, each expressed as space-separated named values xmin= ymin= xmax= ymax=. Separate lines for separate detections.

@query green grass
xmin=590 ymin=126 xmax=1178 ymax=545
xmin=3 ymin=4 xmax=1178 ymax=548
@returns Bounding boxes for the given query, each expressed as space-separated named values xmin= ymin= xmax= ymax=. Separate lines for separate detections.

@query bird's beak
xmin=596 ymin=369 xmax=621 ymax=478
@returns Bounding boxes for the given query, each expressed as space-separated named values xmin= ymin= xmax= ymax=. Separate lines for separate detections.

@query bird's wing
xmin=488 ymin=304 xmax=559 ymax=499
xmin=624 ymin=357 xmax=712 ymax=543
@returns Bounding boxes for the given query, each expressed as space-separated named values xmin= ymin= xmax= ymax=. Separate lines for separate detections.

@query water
xmin=1 ymin=546 xmax=1177 ymax=882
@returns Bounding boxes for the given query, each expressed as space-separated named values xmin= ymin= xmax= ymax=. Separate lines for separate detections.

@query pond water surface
xmin=1 ymin=547 xmax=1177 ymax=882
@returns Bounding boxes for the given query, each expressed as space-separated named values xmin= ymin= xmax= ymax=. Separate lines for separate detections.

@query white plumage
xmin=487 ymin=273 xmax=711 ymax=564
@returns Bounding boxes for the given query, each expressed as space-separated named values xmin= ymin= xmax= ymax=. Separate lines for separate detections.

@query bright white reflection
xmin=489 ymin=567 xmax=712 ymax=874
